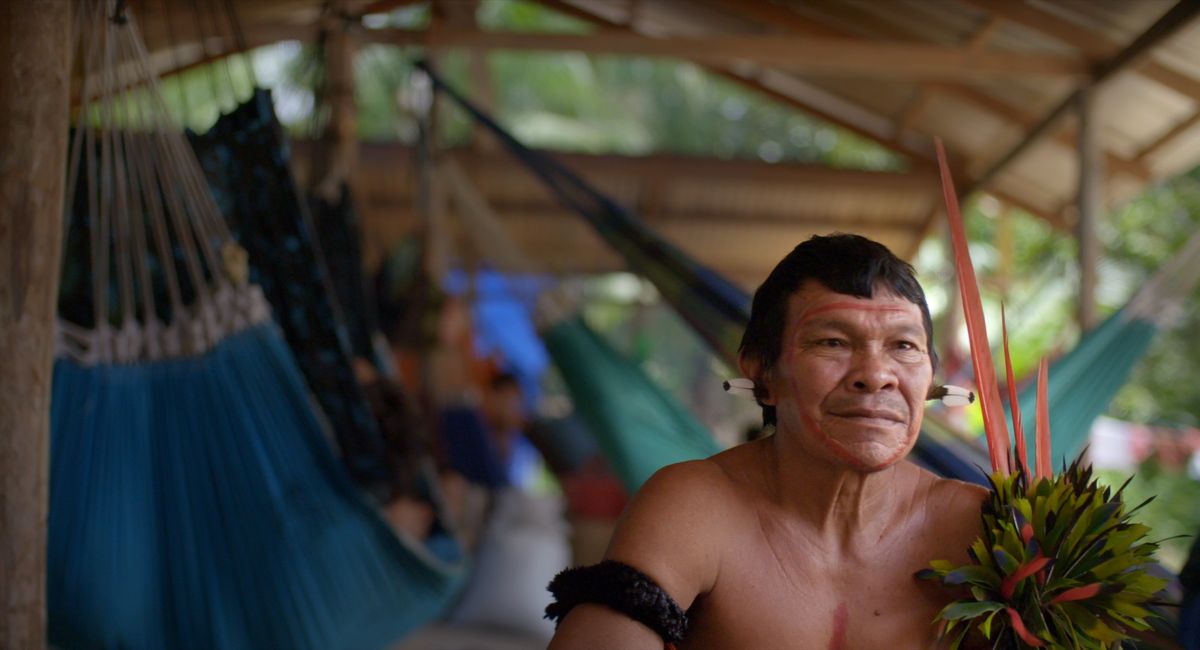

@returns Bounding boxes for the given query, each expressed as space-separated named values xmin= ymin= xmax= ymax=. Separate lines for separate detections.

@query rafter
xmin=896 ymin=17 xmax=999 ymax=139
xmin=731 ymin=0 xmax=1150 ymax=181
xmin=1135 ymin=110 xmax=1200 ymax=163
xmin=698 ymin=0 xmax=1148 ymax=182
xmin=962 ymin=0 xmax=1200 ymax=101
xmin=966 ymin=0 xmax=1200 ymax=196
xmin=359 ymin=27 xmax=1086 ymax=80
xmin=327 ymin=140 xmax=938 ymax=190
xmin=535 ymin=0 xmax=930 ymax=167
xmin=536 ymin=0 xmax=1063 ymax=232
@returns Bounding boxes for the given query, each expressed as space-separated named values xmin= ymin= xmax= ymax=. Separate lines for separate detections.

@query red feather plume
xmin=1035 ymin=358 xmax=1052 ymax=479
xmin=1001 ymin=304 xmax=1029 ymax=477
xmin=935 ymin=139 xmax=1011 ymax=476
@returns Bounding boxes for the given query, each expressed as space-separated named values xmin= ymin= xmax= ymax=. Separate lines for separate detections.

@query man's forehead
xmin=787 ymin=281 xmax=922 ymax=327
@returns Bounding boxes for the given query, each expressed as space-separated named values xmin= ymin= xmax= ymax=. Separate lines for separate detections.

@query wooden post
xmin=0 ymin=0 xmax=71 ymax=646
xmin=1076 ymin=88 xmax=1101 ymax=331
xmin=312 ymin=5 xmax=360 ymax=201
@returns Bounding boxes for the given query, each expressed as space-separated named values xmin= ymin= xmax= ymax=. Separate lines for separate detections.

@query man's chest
xmin=682 ymin=534 xmax=949 ymax=649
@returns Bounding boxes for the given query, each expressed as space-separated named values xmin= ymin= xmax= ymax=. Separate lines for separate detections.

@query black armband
xmin=545 ymin=560 xmax=688 ymax=645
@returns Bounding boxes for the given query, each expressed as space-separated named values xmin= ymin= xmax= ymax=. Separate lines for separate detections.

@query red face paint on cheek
xmin=801 ymin=411 xmax=874 ymax=472
xmin=827 ymin=602 xmax=849 ymax=650
xmin=783 ymin=316 xmax=920 ymax=472
xmin=785 ymin=348 xmax=875 ymax=472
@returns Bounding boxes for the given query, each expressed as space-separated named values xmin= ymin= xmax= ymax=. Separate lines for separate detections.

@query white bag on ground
xmin=448 ymin=488 xmax=570 ymax=640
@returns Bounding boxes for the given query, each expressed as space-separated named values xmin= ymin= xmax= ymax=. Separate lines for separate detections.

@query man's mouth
xmin=830 ymin=408 xmax=905 ymax=425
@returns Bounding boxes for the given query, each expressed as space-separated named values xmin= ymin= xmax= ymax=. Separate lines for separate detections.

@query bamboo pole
xmin=0 ymin=0 xmax=71 ymax=646
xmin=1076 ymin=88 xmax=1101 ymax=331
xmin=312 ymin=3 xmax=360 ymax=202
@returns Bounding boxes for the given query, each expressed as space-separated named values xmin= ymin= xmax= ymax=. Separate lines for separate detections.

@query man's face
xmin=764 ymin=280 xmax=933 ymax=473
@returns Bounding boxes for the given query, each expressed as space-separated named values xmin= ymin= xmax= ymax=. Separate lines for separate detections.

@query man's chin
xmin=823 ymin=435 xmax=916 ymax=473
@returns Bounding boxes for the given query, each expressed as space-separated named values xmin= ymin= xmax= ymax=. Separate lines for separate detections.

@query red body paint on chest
xmin=827 ymin=602 xmax=849 ymax=650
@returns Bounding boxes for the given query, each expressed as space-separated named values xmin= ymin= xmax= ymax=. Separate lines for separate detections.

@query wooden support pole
xmin=0 ymin=0 xmax=71 ymax=646
xmin=1076 ymin=89 xmax=1101 ymax=331
xmin=312 ymin=4 xmax=360 ymax=201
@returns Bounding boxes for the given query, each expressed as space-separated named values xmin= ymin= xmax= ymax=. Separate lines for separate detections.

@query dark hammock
xmin=309 ymin=185 xmax=397 ymax=377
xmin=416 ymin=61 xmax=985 ymax=485
xmin=188 ymin=89 xmax=392 ymax=489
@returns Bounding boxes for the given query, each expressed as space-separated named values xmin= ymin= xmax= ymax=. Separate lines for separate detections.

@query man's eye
xmin=896 ymin=341 xmax=920 ymax=351
xmin=819 ymin=338 xmax=846 ymax=348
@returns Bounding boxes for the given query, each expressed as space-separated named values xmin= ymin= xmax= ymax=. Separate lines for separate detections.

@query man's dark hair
xmin=738 ymin=233 xmax=937 ymax=426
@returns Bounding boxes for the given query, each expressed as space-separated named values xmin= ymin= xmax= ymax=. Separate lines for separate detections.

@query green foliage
xmin=1097 ymin=463 xmax=1200 ymax=572
xmin=920 ymin=462 xmax=1167 ymax=648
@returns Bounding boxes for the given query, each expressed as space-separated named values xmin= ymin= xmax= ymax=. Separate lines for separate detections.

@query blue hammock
xmin=50 ymin=8 xmax=463 ymax=648
xmin=417 ymin=61 xmax=985 ymax=485
xmin=49 ymin=325 xmax=463 ymax=649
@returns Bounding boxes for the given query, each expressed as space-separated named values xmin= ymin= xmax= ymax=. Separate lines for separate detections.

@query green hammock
xmin=543 ymin=317 xmax=722 ymax=491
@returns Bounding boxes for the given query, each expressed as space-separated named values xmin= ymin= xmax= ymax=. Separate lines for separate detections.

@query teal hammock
xmin=543 ymin=318 xmax=721 ymax=491
xmin=1012 ymin=230 xmax=1200 ymax=468
xmin=420 ymin=62 xmax=984 ymax=484
xmin=50 ymin=326 xmax=462 ymax=649
xmin=49 ymin=6 xmax=462 ymax=648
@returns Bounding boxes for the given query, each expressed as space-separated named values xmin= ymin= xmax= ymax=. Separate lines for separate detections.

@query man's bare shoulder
xmin=601 ymin=451 xmax=761 ymax=610
xmin=899 ymin=461 xmax=989 ymax=507
xmin=928 ymin=473 xmax=990 ymax=513
xmin=610 ymin=456 xmax=746 ymax=547
xmin=911 ymin=466 xmax=990 ymax=561
xmin=624 ymin=441 xmax=767 ymax=516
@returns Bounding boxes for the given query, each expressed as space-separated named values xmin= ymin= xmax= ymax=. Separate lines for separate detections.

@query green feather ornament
xmin=920 ymin=140 xmax=1168 ymax=649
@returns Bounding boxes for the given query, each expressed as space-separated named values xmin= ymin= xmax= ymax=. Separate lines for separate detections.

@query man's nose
xmin=847 ymin=349 xmax=897 ymax=392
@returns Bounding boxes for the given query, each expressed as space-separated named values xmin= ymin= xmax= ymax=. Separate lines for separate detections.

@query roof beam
xmin=535 ymin=0 xmax=931 ymax=166
xmin=965 ymin=0 xmax=1200 ymax=197
xmin=896 ymin=17 xmax=999 ymax=138
xmin=738 ymin=0 xmax=1151 ymax=181
xmin=699 ymin=0 xmax=1147 ymax=181
xmin=304 ymin=140 xmax=937 ymax=189
xmin=963 ymin=0 xmax=1200 ymax=102
xmin=361 ymin=27 xmax=1087 ymax=80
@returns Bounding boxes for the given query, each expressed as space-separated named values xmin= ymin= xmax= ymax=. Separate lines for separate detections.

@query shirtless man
xmin=547 ymin=234 xmax=988 ymax=649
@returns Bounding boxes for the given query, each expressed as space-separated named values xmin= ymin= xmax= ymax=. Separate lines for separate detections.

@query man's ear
xmin=737 ymin=354 xmax=774 ymax=406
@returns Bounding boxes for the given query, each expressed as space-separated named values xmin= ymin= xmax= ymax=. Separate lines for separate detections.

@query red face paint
xmin=796 ymin=302 xmax=908 ymax=327
xmin=827 ymin=602 xmax=849 ymax=650
xmin=776 ymin=289 xmax=928 ymax=472
xmin=799 ymin=410 xmax=917 ymax=472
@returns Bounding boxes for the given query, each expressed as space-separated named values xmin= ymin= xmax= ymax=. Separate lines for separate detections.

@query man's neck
xmin=762 ymin=433 xmax=906 ymax=553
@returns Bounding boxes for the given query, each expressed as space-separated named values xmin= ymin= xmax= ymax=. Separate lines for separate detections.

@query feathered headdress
xmin=918 ymin=139 xmax=1167 ymax=649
